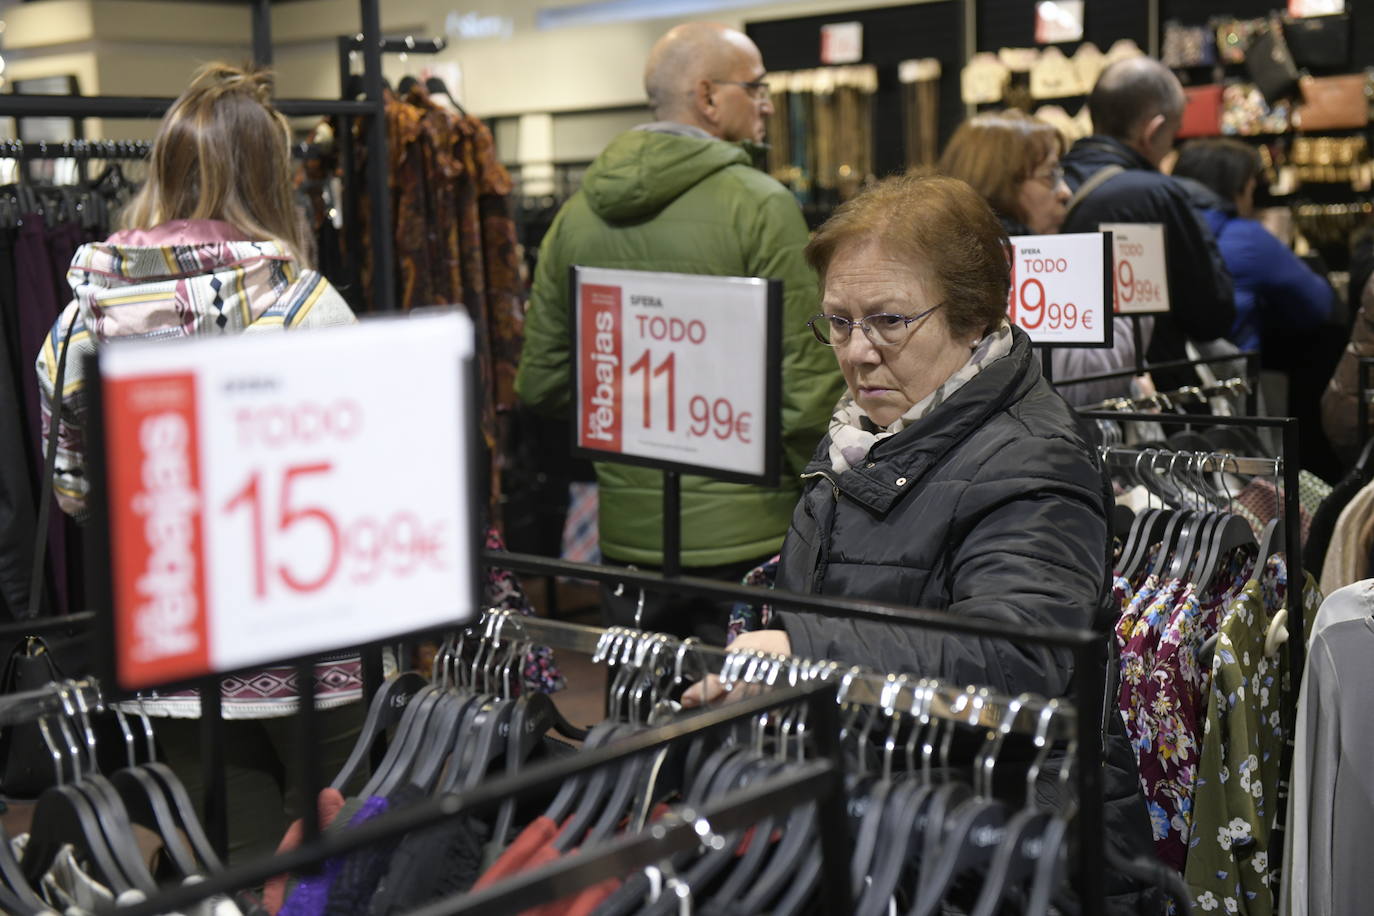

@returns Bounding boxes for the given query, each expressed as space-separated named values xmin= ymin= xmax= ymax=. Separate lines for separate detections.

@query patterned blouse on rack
xmin=1186 ymin=558 xmax=1322 ymax=916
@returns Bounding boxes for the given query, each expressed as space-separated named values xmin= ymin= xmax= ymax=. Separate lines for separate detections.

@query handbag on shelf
xmin=1214 ymin=17 xmax=1265 ymax=64
xmin=1163 ymin=21 xmax=1217 ymax=69
xmin=1293 ymin=74 xmax=1369 ymax=131
xmin=1245 ymin=18 xmax=1302 ymax=105
xmin=1178 ymin=85 xmax=1225 ymax=138
xmin=1283 ymin=13 xmax=1350 ymax=70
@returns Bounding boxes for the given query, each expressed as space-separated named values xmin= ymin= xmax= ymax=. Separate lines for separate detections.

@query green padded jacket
xmin=515 ymin=127 xmax=844 ymax=567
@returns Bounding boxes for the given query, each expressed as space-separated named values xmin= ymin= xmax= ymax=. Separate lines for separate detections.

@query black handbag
xmin=0 ymin=308 xmax=94 ymax=799
xmin=1284 ymin=14 xmax=1350 ymax=71
xmin=1246 ymin=19 xmax=1302 ymax=105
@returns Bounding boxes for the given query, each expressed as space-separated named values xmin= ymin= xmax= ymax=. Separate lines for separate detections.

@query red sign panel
xmin=578 ymin=283 xmax=623 ymax=452
xmin=105 ymin=372 xmax=212 ymax=687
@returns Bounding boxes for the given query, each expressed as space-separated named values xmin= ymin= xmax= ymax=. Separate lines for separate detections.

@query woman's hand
xmin=680 ymin=629 xmax=793 ymax=708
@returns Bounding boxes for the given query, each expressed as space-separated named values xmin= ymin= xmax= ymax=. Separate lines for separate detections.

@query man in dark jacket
xmin=515 ymin=23 xmax=844 ymax=640
xmin=1062 ymin=57 xmax=1236 ymax=390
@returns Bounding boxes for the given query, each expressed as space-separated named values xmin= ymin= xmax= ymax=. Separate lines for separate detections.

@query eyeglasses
xmin=807 ymin=304 xmax=943 ymax=348
xmin=1031 ymin=165 xmax=1066 ymax=187
xmin=713 ymin=79 xmax=771 ymax=101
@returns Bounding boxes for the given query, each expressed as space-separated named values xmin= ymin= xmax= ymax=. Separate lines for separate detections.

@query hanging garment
xmin=1305 ymin=463 xmax=1371 ymax=578
xmin=1318 ymin=478 xmax=1374 ymax=593
xmin=1187 ymin=558 xmax=1321 ymax=916
xmin=279 ymin=796 xmax=389 ymax=916
xmin=0 ymin=226 xmax=38 ymax=618
xmin=1282 ymin=613 xmax=1374 ymax=916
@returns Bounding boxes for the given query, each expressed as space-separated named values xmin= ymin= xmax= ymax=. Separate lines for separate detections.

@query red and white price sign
xmin=97 ymin=311 xmax=477 ymax=691
xmin=1100 ymin=223 xmax=1170 ymax=315
xmin=1008 ymin=232 xmax=1114 ymax=348
xmin=572 ymin=266 xmax=780 ymax=485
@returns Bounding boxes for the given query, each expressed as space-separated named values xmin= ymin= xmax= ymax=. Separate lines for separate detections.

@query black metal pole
xmin=1131 ymin=314 xmax=1146 ymax=377
xmin=251 ymin=0 xmax=273 ymax=68
xmin=1073 ymin=637 xmax=1107 ymax=913
xmin=200 ymin=678 xmax=229 ymax=859
xmin=662 ymin=470 xmax=681 ymax=578
xmin=360 ymin=1 xmax=397 ymax=312
xmin=296 ymin=660 xmax=322 ymax=852
xmin=1245 ymin=350 xmax=1260 ymax=416
xmin=336 ymin=36 xmax=363 ymax=311
xmin=1283 ymin=418 xmax=1305 ymax=684
xmin=808 ymin=682 xmax=854 ymax=913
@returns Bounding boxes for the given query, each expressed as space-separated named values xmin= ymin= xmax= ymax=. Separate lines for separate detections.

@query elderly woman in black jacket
xmin=685 ymin=173 xmax=1161 ymax=914
xmin=687 ymin=173 xmax=1106 ymax=698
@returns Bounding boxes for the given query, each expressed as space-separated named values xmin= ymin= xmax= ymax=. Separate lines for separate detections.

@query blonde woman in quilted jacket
xmin=33 ymin=61 xmax=359 ymax=861
xmin=36 ymin=61 xmax=356 ymax=522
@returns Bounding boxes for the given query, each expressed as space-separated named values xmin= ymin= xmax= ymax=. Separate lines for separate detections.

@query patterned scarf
xmin=827 ymin=321 xmax=1013 ymax=473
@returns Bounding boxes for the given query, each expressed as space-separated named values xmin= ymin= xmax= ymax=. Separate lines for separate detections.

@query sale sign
xmin=97 ymin=311 xmax=477 ymax=691
xmin=1007 ymin=232 xmax=1114 ymax=348
xmin=571 ymin=266 xmax=780 ymax=485
xmin=1100 ymin=223 xmax=1170 ymax=315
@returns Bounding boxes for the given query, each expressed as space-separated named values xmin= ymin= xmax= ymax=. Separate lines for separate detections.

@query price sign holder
xmin=1008 ymin=232 xmax=1115 ymax=354
xmin=568 ymin=266 xmax=782 ymax=575
xmin=84 ymin=310 xmax=484 ymax=698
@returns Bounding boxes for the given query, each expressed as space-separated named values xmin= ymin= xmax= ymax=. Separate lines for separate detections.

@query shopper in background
xmin=34 ymin=62 xmax=359 ymax=861
xmin=1324 ymin=271 xmax=1374 ymax=465
xmin=683 ymin=173 xmax=1160 ymax=915
xmin=937 ymin=109 xmax=1070 ymax=235
xmin=937 ymin=109 xmax=1143 ymax=405
xmin=515 ymin=22 xmax=843 ymax=642
xmin=1171 ymin=138 xmax=1334 ymax=357
xmin=1061 ymin=56 xmax=1237 ymax=391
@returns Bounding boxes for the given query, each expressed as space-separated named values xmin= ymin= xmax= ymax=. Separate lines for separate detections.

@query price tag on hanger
xmin=96 ymin=311 xmax=478 ymax=691
xmin=1007 ymin=232 xmax=1114 ymax=348
xmin=1100 ymin=223 xmax=1171 ymax=315
xmin=571 ymin=266 xmax=780 ymax=485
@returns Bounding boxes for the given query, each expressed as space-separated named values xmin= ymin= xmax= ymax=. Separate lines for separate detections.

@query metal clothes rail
xmin=1085 ymin=376 xmax=1251 ymax=414
xmin=1101 ymin=446 xmax=1281 ymax=479
xmin=112 ymin=681 xmax=855 ymax=916
xmin=1054 ymin=347 xmax=1262 ymax=416
xmin=487 ymin=609 xmax=1079 ymax=742
xmin=1080 ymin=411 xmax=1305 ymax=684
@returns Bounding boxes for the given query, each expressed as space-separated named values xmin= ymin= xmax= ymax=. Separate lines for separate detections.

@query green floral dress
xmin=1185 ymin=557 xmax=1321 ymax=915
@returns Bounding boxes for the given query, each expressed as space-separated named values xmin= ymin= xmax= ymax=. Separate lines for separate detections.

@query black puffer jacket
xmin=1061 ymin=135 xmax=1236 ymax=391
xmin=774 ymin=327 xmax=1162 ymax=914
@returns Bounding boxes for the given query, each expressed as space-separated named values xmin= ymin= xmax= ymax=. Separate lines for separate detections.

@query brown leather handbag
xmin=1293 ymin=74 xmax=1369 ymax=131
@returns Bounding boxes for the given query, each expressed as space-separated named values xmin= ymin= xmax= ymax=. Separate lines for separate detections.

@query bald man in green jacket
xmin=514 ymin=22 xmax=843 ymax=642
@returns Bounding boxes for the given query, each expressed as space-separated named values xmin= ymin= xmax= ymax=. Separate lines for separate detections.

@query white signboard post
xmin=1100 ymin=223 xmax=1171 ymax=316
xmin=571 ymin=266 xmax=780 ymax=486
xmin=95 ymin=311 xmax=478 ymax=692
xmin=1007 ymin=232 xmax=1114 ymax=348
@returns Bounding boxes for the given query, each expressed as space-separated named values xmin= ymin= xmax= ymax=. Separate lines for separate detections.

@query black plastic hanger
xmin=361 ymin=685 xmax=442 ymax=797
xmin=425 ymin=76 xmax=468 ymax=116
xmin=77 ymin=774 xmax=160 ymax=894
xmin=1191 ymin=518 xmax=1257 ymax=590
xmin=22 ymin=784 xmax=131 ymax=893
xmin=0 ymin=821 xmax=50 ymax=913
xmin=408 ymin=690 xmax=477 ymax=792
xmin=331 ymin=671 xmax=427 ymax=791
xmin=541 ymin=721 xmax=620 ymax=824
xmin=969 ymin=807 xmax=1054 ymax=916
xmin=143 ymin=761 xmax=222 ymax=873
xmin=111 ymin=767 xmax=200 ymax=879
xmin=908 ymin=796 xmax=1009 ymax=916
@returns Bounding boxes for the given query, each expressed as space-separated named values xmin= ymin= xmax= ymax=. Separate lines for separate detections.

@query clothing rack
xmin=1101 ymin=446 xmax=1281 ymax=479
xmin=0 ymin=0 xmax=414 ymax=314
xmin=1055 ymin=349 xmax=1262 ymax=415
xmin=0 ymin=676 xmax=99 ymax=728
xmin=110 ymin=680 xmax=856 ymax=916
xmin=480 ymin=548 xmax=1109 ymax=908
xmin=332 ymin=29 xmax=449 ymax=316
xmin=0 ymin=139 xmax=152 ymax=160
xmin=1086 ymin=376 xmax=1252 ymax=414
xmin=485 ymin=608 xmax=1080 ymax=742
xmin=1079 ymin=411 xmax=1305 ymax=686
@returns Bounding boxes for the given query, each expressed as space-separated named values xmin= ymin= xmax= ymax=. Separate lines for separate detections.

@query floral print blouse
xmin=1185 ymin=558 xmax=1321 ymax=916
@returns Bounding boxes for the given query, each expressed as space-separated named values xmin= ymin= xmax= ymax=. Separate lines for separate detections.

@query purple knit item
xmin=279 ymin=796 xmax=390 ymax=916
